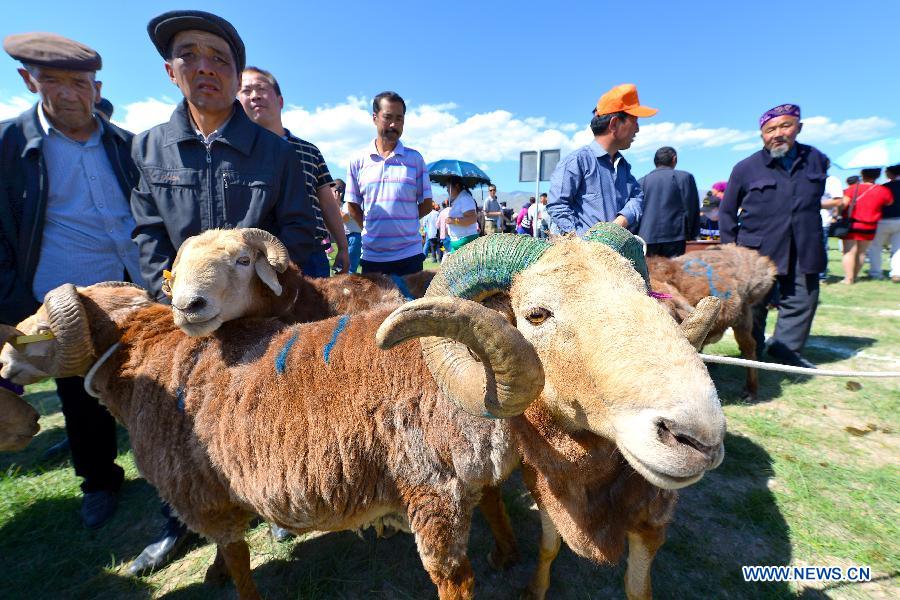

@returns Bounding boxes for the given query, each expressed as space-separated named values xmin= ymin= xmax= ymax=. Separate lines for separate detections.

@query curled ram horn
xmin=377 ymin=297 xmax=544 ymax=418
xmin=420 ymin=233 xmax=550 ymax=417
xmin=680 ymin=296 xmax=721 ymax=350
xmin=90 ymin=281 xmax=147 ymax=290
xmin=241 ymin=228 xmax=290 ymax=273
xmin=43 ymin=284 xmax=95 ymax=377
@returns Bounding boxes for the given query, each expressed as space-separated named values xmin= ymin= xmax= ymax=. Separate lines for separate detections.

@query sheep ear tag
xmin=254 ymin=256 xmax=283 ymax=296
xmin=13 ymin=332 xmax=56 ymax=347
xmin=161 ymin=269 xmax=174 ymax=297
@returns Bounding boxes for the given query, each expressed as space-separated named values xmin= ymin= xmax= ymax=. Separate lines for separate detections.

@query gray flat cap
xmin=3 ymin=32 xmax=102 ymax=71
xmin=147 ymin=10 xmax=245 ymax=73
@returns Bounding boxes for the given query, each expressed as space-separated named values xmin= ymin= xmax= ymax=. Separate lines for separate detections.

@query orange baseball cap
xmin=595 ymin=84 xmax=658 ymax=118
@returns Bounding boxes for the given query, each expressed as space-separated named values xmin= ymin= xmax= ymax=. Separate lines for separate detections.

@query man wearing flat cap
xmin=0 ymin=32 xmax=142 ymax=529
xmin=125 ymin=9 xmax=316 ymax=575
xmin=719 ymin=104 xmax=827 ymax=369
xmin=131 ymin=9 xmax=315 ymax=303
xmin=547 ymin=83 xmax=657 ymax=235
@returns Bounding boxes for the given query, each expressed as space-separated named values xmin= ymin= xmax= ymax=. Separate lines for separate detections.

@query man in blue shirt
xmin=548 ymin=84 xmax=657 ymax=235
xmin=1 ymin=33 xmax=140 ymax=530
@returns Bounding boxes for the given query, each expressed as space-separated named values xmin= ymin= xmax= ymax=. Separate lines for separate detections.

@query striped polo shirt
xmin=284 ymin=130 xmax=332 ymax=242
xmin=346 ymin=140 xmax=432 ymax=262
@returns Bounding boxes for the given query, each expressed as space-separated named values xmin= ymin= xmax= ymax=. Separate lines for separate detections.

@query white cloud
xmin=0 ymin=96 xmax=34 ymax=120
xmin=114 ymin=97 xmax=179 ymax=133
xmin=4 ymin=93 xmax=892 ymax=172
xmin=798 ymin=116 xmax=895 ymax=144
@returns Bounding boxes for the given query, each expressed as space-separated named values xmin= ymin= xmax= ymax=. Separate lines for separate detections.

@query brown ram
xmin=648 ymin=244 xmax=777 ymax=400
xmin=1 ymin=234 xmax=725 ymax=600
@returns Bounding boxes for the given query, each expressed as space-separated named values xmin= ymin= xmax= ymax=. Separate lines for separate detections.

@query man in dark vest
xmin=720 ymin=104 xmax=827 ymax=369
xmin=637 ymin=146 xmax=700 ymax=256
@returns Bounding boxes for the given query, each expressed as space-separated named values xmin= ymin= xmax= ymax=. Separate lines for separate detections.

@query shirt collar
xmin=590 ymin=140 xmax=624 ymax=165
xmin=37 ymin=102 xmax=102 ymax=145
xmin=369 ymin=138 xmax=406 ymax=158
xmin=191 ymin=107 xmax=234 ymax=144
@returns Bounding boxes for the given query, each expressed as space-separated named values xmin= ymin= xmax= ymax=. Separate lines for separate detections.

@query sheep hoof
xmin=204 ymin=563 xmax=230 ymax=587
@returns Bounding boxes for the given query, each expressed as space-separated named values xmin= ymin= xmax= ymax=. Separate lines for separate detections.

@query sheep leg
xmin=521 ymin=508 xmax=561 ymax=600
xmin=733 ymin=315 xmax=759 ymax=400
xmin=220 ymin=540 xmax=260 ymax=600
xmin=204 ymin=545 xmax=230 ymax=586
xmin=624 ymin=527 xmax=665 ymax=600
xmin=479 ymin=485 xmax=520 ymax=570
xmin=407 ymin=491 xmax=475 ymax=600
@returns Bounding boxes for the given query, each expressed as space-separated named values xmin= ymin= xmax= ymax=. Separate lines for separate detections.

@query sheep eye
xmin=236 ymin=256 xmax=252 ymax=266
xmin=525 ymin=307 xmax=552 ymax=325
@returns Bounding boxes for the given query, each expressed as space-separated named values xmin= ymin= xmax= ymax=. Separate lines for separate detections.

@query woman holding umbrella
xmin=444 ymin=176 xmax=480 ymax=254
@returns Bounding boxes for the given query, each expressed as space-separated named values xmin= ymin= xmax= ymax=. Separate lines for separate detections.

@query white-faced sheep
xmin=1 ymin=234 xmax=725 ymax=600
xmin=647 ymin=244 xmax=777 ymax=400
xmin=163 ymin=228 xmax=434 ymax=336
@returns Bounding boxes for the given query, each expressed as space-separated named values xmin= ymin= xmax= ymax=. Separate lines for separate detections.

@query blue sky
xmin=3 ymin=0 xmax=898 ymax=197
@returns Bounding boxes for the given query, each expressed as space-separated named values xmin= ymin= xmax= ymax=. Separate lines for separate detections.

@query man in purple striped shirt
xmin=346 ymin=91 xmax=433 ymax=276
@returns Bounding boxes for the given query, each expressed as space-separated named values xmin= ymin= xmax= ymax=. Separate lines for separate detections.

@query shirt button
xmin=90 ymin=176 xmax=96 ymax=181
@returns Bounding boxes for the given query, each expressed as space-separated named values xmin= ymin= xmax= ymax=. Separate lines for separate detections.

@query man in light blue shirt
xmin=548 ymin=84 xmax=657 ymax=235
xmin=1 ymin=32 xmax=141 ymax=532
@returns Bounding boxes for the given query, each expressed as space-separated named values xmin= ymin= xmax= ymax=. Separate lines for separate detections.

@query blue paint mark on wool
xmin=275 ymin=332 xmax=300 ymax=374
xmin=682 ymin=258 xmax=732 ymax=300
xmin=390 ymin=274 xmax=415 ymax=301
xmin=323 ymin=315 xmax=350 ymax=364
xmin=176 ymin=387 xmax=185 ymax=413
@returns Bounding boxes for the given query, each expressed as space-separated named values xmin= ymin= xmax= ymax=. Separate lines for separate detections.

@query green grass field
xmin=1 ymin=244 xmax=897 ymax=599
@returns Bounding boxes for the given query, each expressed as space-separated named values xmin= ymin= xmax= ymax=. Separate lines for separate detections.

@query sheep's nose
xmin=175 ymin=296 xmax=207 ymax=313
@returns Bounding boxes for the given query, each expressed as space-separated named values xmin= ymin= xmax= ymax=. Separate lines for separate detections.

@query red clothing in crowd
xmin=842 ymin=183 xmax=894 ymax=241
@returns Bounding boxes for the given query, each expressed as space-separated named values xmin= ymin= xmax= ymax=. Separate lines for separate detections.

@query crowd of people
xmin=0 ymin=8 xmax=896 ymax=578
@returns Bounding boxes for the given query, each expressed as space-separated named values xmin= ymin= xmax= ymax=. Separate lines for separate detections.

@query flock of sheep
xmin=0 ymin=224 xmax=777 ymax=599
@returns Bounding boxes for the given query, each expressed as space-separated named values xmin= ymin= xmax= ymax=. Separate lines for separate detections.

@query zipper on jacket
xmin=223 ymin=173 xmax=229 ymax=224
xmin=205 ymin=142 xmax=213 ymax=228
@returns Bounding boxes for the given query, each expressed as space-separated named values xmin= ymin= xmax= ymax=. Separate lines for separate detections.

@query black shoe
xmin=766 ymin=341 xmax=817 ymax=369
xmin=42 ymin=437 xmax=70 ymax=461
xmin=81 ymin=490 xmax=119 ymax=529
xmin=127 ymin=517 xmax=197 ymax=576
xmin=270 ymin=524 xmax=294 ymax=542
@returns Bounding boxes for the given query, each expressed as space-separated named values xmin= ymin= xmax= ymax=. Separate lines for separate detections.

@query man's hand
xmin=332 ymin=246 xmax=350 ymax=274
xmin=613 ymin=215 xmax=629 ymax=228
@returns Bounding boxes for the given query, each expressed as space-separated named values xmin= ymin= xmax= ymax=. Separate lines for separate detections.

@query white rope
xmin=83 ymin=342 xmax=121 ymax=398
xmin=699 ymin=353 xmax=900 ymax=378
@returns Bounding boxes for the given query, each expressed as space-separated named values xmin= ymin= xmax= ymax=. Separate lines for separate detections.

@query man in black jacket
xmin=0 ymin=33 xmax=141 ymax=529
xmin=126 ymin=9 xmax=316 ymax=575
xmin=132 ymin=10 xmax=315 ymax=302
xmin=637 ymin=146 xmax=700 ymax=256
xmin=720 ymin=104 xmax=826 ymax=369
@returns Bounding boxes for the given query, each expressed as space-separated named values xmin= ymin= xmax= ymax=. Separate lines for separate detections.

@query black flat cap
xmin=3 ymin=32 xmax=102 ymax=71
xmin=147 ymin=10 xmax=245 ymax=73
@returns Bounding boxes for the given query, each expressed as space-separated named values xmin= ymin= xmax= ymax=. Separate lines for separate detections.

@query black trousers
xmin=646 ymin=240 xmax=686 ymax=258
xmin=751 ymin=248 xmax=820 ymax=356
xmin=56 ymin=376 xmax=123 ymax=493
